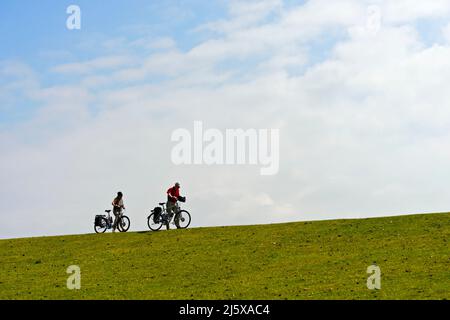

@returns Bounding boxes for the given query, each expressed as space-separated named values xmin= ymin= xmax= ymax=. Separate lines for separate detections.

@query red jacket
xmin=167 ymin=186 xmax=180 ymax=203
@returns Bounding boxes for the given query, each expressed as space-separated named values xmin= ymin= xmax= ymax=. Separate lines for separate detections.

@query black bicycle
xmin=147 ymin=200 xmax=191 ymax=231
xmin=94 ymin=209 xmax=130 ymax=233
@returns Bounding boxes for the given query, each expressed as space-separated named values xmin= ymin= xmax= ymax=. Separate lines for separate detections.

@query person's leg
xmin=112 ymin=208 xmax=120 ymax=232
xmin=166 ymin=201 xmax=174 ymax=218
xmin=172 ymin=203 xmax=180 ymax=226
xmin=166 ymin=202 xmax=176 ymax=229
xmin=173 ymin=208 xmax=180 ymax=228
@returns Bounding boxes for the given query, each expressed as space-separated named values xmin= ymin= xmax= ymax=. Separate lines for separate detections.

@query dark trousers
xmin=112 ymin=207 xmax=122 ymax=231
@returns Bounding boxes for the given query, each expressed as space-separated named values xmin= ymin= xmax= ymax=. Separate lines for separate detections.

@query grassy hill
xmin=0 ymin=213 xmax=449 ymax=300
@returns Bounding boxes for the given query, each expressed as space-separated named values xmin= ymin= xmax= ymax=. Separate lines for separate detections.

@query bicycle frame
xmin=105 ymin=212 xmax=112 ymax=229
xmin=154 ymin=202 xmax=180 ymax=224
xmin=105 ymin=210 xmax=124 ymax=229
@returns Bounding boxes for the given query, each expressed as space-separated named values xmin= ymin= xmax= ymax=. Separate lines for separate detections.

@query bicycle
xmin=94 ymin=209 xmax=131 ymax=233
xmin=147 ymin=200 xmax=191 ymax=231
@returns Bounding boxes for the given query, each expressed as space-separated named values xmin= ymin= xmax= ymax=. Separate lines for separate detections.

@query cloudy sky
xmin=1 ymin=0 xmax=450 ymax=239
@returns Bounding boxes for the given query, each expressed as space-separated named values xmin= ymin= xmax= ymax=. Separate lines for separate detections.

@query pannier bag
xmin=95 ymin=215 xmax=105 ymax=226
xmin=153 ymin=207 xmax=162 ymax=223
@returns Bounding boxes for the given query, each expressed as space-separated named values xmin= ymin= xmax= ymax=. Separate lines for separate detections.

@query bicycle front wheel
xmin=147 ymin=213 xmax=163 ymax=231
xmin=118 ymin=215 xmax=130 ymax=232
xmin=175 ymin=210 xmax=191 ymax=229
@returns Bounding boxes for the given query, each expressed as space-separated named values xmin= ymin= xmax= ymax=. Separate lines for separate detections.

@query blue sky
xmin=0 ymin=1 xmax=230 ymax=87
xmin=1 ymin=0 xmax=447 ymax=75
xmin=2 ymin=0 xmax=318 ymax=125
xmin=2 ymin=0 xmax=447 ymax=92
xmin=0 ymin=1 xmax=229 ymax=60
xmin=0 ymin=0 xmax=351 ymax=125
xmin=2 ymin=0 xmax=450 ymax=239
xmin=2 ymin=1 xmax=447 ymax=77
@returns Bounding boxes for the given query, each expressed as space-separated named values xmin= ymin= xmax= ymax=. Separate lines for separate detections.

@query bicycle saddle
xmin=159 ymin=202 xmax=165 ymax=206
xmin=105 ymin=210 xmax=111 ymax=213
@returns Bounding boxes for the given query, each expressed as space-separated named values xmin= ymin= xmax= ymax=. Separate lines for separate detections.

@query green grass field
xmin=0 ymin=213 xmax=449 ymax=300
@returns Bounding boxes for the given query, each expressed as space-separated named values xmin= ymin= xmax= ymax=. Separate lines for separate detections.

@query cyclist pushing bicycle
xmin=167 ymin=182 xmax=184 ymax=222
xmin=112 ymin=191 xmax=125 ymax=233
xmin=147 ymin=182 xmax=191 ymax=231
xmin=93 ymin=192 xmax=130 ymax=233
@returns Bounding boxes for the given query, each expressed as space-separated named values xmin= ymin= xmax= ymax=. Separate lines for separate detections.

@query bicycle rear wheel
xmin=118 ymin=215 xmax=130 ymax=232
xmin=147 ymin=213 xmax=163 ymax=231
xmin=175 ymin=210 xmax=191 ymax=229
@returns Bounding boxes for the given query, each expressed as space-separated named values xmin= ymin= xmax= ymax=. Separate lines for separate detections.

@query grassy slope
xmin=0 ymin=213 xmax=449 ymax=300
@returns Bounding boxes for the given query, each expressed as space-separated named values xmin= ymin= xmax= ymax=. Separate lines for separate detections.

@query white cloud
xmin=199 ymin=0 xmax=283 ymax=34
xmin=0 ymin=61 xmax=39 ymax=94
xmin=51 ymin=55 xmax=134 ymax=75
xmin=381 ymin=0 xmax=450 ymax=23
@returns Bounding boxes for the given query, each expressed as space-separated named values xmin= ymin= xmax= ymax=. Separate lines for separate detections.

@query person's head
xmin=117 ymin=191 xmax=123 ymax=199
xmin=174 ymin=182 xmax=180 ymax=189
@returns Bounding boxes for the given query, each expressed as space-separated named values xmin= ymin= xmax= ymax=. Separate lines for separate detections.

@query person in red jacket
xmin=166 ymin=182 xmax=181 ymax=220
